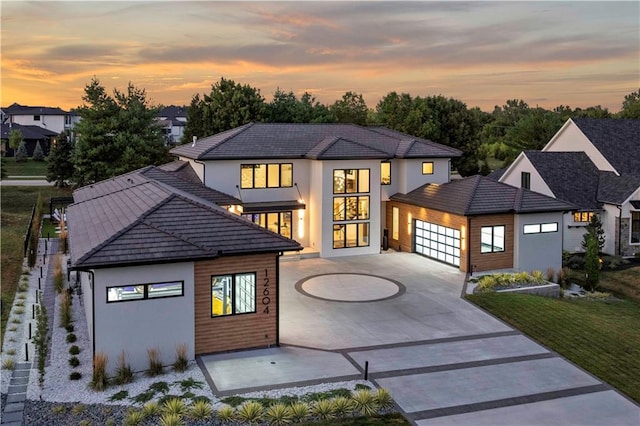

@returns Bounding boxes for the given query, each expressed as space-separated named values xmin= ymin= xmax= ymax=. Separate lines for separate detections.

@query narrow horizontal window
xmin=541 ymin=222 xmax=558 ymax=233
xmin=523 ymin=224 xmax=541 ymax=234
xmin=107 ymin=281 xmax=184 ymax=303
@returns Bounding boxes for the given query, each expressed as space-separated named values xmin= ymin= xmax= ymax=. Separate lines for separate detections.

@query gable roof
xmin=170 ymin=123 xmax=462 ymax=161
xmin=571 ymin=118 xmax=640 ymax=176
xmin=390 ymin=175 xmax=575 ymax=216
xmin=2 ymin=103 xmax=69 ymax=116
xmin=68 ymin=164 xmax=297 ymax=269
xmin=1 ymin=123 xmax=58 ymax=140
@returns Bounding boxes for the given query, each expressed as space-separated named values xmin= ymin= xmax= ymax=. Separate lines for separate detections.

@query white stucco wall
xmin=543 ymin=120 xmax=617 ymax=173
xmin=91 ymin=262 xmax=195 ymax=374
xmin=11 ymin=114 xmax=66 ymax=134
xmin=308 ymin=161 xmax=323 ymax=252
xmin=79 ymin=271 xmax=94 ymax=343
xmin=499 ymin=154 xmax=554 ymax=197
xmin=401 ymin=158 xmax=451 ymax=194
xmin=564 ymin=213 xmax=590 ymax=253
xmin=514 ymin=212 xmax=564 ymax=272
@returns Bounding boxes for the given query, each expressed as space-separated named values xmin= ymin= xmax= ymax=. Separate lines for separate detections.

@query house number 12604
xmin=262 ymin=268 xmax=270 ymax=314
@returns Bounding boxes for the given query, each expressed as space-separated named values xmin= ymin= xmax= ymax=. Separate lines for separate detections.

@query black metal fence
xmin=23 ymin=202 xmax=37 ymax=256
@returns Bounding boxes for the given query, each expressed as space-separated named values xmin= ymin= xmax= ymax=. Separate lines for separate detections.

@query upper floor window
xmin=422 ymin=162 xmax=434 ymax=175
xmin=33 ymin=115 xmax=41 ymax=121
xmin=333 ymin=169 xmax=369 ymax=194
xmin=573 ymin=212 xmax=594 ymax=223
xmin=381 ymin=162 xmax=391 ymax=185
xmin=65 ymin=115 xmax=71 ymax=125
xmin=521 ymin=172 xmax=531 ymax=189
xmin=481 ymin=225 xmax=505 ymax=253
xmin=333 ymin=196 xmax=369 ymax=221
xmin=241 ymin=163 xmax=292 ymax=189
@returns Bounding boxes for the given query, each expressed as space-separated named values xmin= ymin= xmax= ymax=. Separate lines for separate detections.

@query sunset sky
xmin=2 ymin=1 xmax=638 ymax=113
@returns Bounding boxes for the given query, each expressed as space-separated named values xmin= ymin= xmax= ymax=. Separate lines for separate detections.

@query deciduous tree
xmin=330 ymin=91 xmax=368 ymax=125
xmin=618 ymin=89 xmax=640 ymax=118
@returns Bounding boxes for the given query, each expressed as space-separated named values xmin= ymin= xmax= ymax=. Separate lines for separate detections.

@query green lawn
xmin=598 ymin=266 xmax=640 ymax=301
xmin=467 ymin=292 xmax=640 ymax=403
xmin=2 ymin=158 xmax=48 ymax=177
xmin=0 ymin=185 xmax=72 ymax=346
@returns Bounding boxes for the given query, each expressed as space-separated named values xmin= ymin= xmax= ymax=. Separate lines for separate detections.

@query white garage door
xmin=414 ymin=220 xmax=461 ymax=267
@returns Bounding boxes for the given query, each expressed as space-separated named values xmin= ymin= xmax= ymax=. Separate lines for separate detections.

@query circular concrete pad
xmin=297 ymin=273 xmax=403 ymax=302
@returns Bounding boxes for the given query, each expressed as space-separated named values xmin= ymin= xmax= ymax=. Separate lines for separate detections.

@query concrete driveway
xmin=199 ymin=252 xmax=640 ymax=425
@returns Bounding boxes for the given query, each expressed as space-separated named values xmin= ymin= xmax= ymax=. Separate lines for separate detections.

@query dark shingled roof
xmin=171 ymin=123 xmax=462 ymax=160
xmin=597 ymin=172 xmax=640 ymax=205
xmin=390 ymin=175 xmax=575 ymax=216
xmin=68 ymin=165 xmax=298 ymax=269
xmin=572 ymin=118 xmax=640 ymax=176
xmin=1 ymin=123 xmax=58 ymax=140
xmin=2 ymin=103 xmax=69 ymax=115
xmin=525 ymin=151 xmax=601 ymax=210
xmin=157 ymin=105 xmax=187 ymax=126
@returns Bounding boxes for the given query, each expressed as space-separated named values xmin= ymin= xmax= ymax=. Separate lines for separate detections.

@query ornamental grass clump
xmin=59 ymin=292 xmax=72 ymax=329
xmin=264 ymin=402 xmax=292 ymax=425
xmin=113 ymin=350 xmax=134 ymax=385
xmin=331 ymin=396 xmax=353 ymax=417
xmin=310 ymin=399 xmax=335 ymax=421
xmin=289 ymin=401 xmax=309 ymax=422
xmin=351 ymin=388 xmax=379 ymax=416
xmin=162 ymin=397 xmax=187 ymax=417
xmin=142 ymin=401 xmax=161 ymax=418
xmin=159 ymin=413 xmax=185 ymax=426
xmin=53 ymin=254 xmax=65 ymax=294
xmin=172 ymin=343 xmax=188 ymax=373
xmin=236 ymin=401 xmax=263 ymax=425
xmin=123 ymin=409 xmax=145 ymax=426
xmin=216 ymin=406 xmax=236 ymax=423
xmin=187 ymin=400 xmax=213 ymax=421
xmin=147 ymin=347 xmax=164 ymax=377
xmin=373 ymin=388 xmax=394 ymax=411
xmin=90 ymin=351 xmax=108 ymax=391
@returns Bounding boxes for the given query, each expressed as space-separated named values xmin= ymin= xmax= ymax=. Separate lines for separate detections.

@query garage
xmin=414 ymin=220 xmax=461 ymax=267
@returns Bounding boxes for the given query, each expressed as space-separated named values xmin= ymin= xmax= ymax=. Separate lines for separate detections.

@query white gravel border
xmin=3 ymin=240 xmax=375 ymax=408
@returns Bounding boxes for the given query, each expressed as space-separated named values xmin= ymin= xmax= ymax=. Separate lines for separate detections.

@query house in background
xmin=67 ymin=161 xmax=300 ymax=373
xmin=1 ymin=122 xmax=58 ymax=157
xmin=388 ymin=175 xmax=574 ymax=272
xmin=1 ymin=103 xmax=79 ymax=134
xmin=170 ymin=122 xmax=462 ymax=259
xmin=156 ymin=105 xmax=187 ymax=145
xmin=498 ymin=118 xmax=640 ymax=256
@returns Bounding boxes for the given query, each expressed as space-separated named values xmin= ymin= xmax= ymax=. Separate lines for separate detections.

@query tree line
xmin=42 ymin=76 xmax=640 ymax=186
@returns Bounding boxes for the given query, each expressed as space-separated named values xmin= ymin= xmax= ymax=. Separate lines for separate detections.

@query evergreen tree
xmin=581 ymin=214 xmax=606 ymax=253
xmin=15 ymin=140 xmax=28 ymax=162
xmin=584 ymin=234 xmax=600 ymax=291
xmin=46 ymin=130 xmax=75 ymax=187
xmin=32 ymin=141 xmax=45 ymax=161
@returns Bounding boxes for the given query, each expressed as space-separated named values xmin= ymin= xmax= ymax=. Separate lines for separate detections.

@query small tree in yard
xmin=581 ymin=214 xmax=605 ymax=253
xmin=584 ymin=234 xmax=600 ymax=291
xmin=46 ymin=130 xmax=74 ymax=187
xmin=8 ymin=129 xmax=23 ymax=150
xmin=32 ymin=141 xmax=45 ymax=161
xmin=15 ymin=140 xmax=29 ymax=162
xmin=33 ymin=303 xmax=50 ymax=387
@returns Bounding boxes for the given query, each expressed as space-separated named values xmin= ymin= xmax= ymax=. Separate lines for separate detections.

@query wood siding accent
xmin=469 ymin=214 xmax=514 ymax=272
xmin=194 ymin=254 xmax=278 ymax=355
xmin=387 ymin=202 xmax=515 ymax=272
xmin=386 ymin=201 xmax=469 ymax=271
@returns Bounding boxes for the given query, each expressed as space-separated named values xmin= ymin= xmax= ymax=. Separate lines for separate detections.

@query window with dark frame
xmin=521 ymin=172 xmax=531 ymax=189
xmin=34 ymin=115 xmax=41 ymax=121
xmin=332 ymin=169 xmax=370 ymax=249
xmin=631 ymin=211 xmax=640 ymax=244
xmin=107 ymin=281 xmax=184 ymax=303
xmin=422 ymin=162 xmax=434 ymax=175
xmin=481 ymin=225 xmax=505 ymax=253
xmin=240 ymin=163 xmax=293 ymax=189
xmin=211 ymin=273 xmax=256 ymax=317
xmin=523 ymin=222 xmax=558 ymax=234
xmin=381 ymin=162 xmax=391 ymax=185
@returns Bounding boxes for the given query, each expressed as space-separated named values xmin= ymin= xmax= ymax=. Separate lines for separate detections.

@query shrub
xmin=187 ymin=400 xmax=213 ymax=421
xmin=530 ymin=270 xmax=545 ymax=283
xmin=601 ymin=255 xmax=629 ymax=271
xmin=66 ymin=333 xmax=77 ymax=343
xmin=69 ymin=356 xmax=80 ymax=367
xmin=147 ymin=347 xmax=164 ymax=377
xmin=236 ymin=401 xmax=263 ymax=424
xmin=108 ymin=390 xmax=129 ymax=402
xmin=159 ymin=413 xmax=185 ymax=426
xmin=15 ymin=140 xmax=28 ymax=162
xmin=556 ymin=267 xmax=571 ymax=287
xmin=173 ymin=343 xmax=188 ymax=373
xmin=310 ymin=399 xmax=335 ymax=420
xmin=11 ymin=318 xmax=21 ymax=324
xmin=123 ymin=409 xmax=146 ymax=426
xmin=331 ymin=396 xmax=353 ymax=417
xmin=71 ymin=404 xmax=86 ymax=415
xmin=546 ymin=267 xmax=556 ymax=282
xmin=69 ymin=345 xmax=80 ymax=355
xmin=162 ymin=397 xmax=187 ymax=417
xmin=216 ymin=406 xmax=236 ymax=423
xmin=51 ymin=405 xmax=66 ymax=415
xmin=289 ymin=402 xmax=309 ymax=422
xmin=32 ymin=141 xmax=45 ymax=161
xmin=567 ymin=255 xmax=585 ymax=270
xmin=264 ymin=403 xmax=292 ymax=425
xmin=351 ymin=389 xmax=379 ymax=416
xmin=59 ymin=292 xmax=72 ymax=329
xmin=69 ymin=371 xmax=82 ymax=380
xmin=66 ymin=324 xmax=75 ymax=333
xmin=90 ymin=352 xmax=108 ymax=391
xmin=2 ymin=358 xmax=15 ymax=370
xmin=53 ymin=254 xmax=65 ymax=294
xmin=6 ymin=348 xmax=16 ymax=355
xmin=113 ymin=350 xmax=133 ymax=385
xmin=373 ymin=388 xmax=394 ymax=411
xmin=142 ymin=401 xmax=161 ymax=418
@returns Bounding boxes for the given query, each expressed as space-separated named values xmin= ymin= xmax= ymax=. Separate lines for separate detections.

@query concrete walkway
xmin=198 ymin=253 xmax=640 ymax=425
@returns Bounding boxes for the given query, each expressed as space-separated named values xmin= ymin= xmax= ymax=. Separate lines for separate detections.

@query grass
xmin=0 ymin=185 xmax=72 ymax=348
xmin=467 ymin=292 xmax=640 ymax=403
xmin=2 ymin=159 xmax=48 ymax=177
xmin=598 ymin=266 xmax=640 ymax=301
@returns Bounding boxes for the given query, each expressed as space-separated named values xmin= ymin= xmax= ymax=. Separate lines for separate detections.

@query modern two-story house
xmin=2 ymin=103 xmax=79 ymax=134
xmin=498 ymin=118 xmax=640 ymax=257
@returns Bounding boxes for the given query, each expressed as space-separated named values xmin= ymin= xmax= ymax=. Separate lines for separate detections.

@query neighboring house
xmin=388 ymin=175 xmax=574 ymax=273
xmin=498 ymin=118 xmax=640 ymax=256
xmin=157 ymin=105 xmax=187 ymax=145
xmin=67 ymin=161 xmax=301 ymax=374
xmin=2 ymin=103 xmax=79 ymax=134
xmin=170 ymin=123 xmax=462 ymax=259
xmin=1 ymin=122 xmax=57 ymax=157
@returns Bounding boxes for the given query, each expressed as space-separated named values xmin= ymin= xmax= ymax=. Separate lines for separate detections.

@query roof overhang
xmin=242 ymin=200 xmax=306 ymax=213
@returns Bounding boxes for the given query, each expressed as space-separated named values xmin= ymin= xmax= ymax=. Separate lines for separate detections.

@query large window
xmin=241 ymin=163 xmax=292 ymax=189
xmin=573 ymin=212 xmax=594 ymax=223
xmin=381 ymin=162 xmax=391 ymax=185
xmin=333 ymin=169 xmax=369 ymax=194
xmin=333 ymin=196 xmax=369 ymax=221
xmin=107 ymin=281 xmax=183 ymax=303
xmin=243 ymin=212 xmax=292 ymax=239
xmin=422 ymin=162 xmax=434 ymax=175
xmin=333 ymin=223 xmax=369 ymax=249
xmin=632 ymin=212 xmax=640 ymax=244
xmin=521 ymin=172 xmax=531 ymax=189
xmin=481 ymin=225 xmax=505 ymax=253
xmin=211 ymin=273 xmax=256 ymax=317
